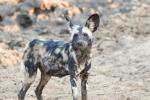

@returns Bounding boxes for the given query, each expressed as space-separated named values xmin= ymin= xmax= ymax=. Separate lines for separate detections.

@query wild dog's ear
xmin=85 ymin=13 xmax=100 ymax=32
xmin=64 ymin=11 xmax=73 ymax=29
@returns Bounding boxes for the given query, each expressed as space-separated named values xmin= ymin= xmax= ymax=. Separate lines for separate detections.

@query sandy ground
xmin=0 ymin=0 xmax=150 ymax=100
xmin=1 ymin=37 xmax=150 ymax=100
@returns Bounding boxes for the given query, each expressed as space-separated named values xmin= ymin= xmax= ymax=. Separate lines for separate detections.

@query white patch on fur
xmin=54 ymin=48 xmax=61 ymax=54
xmin=61 ymin=50 xmax=68 ymax=62
xmin=69 ymin=46 xmax=78 ymax=64
xmin=69 ymin=25 xmax=80 ymax=33
xmin=82 ymin=27 xmax=93 ymax=39
xmin=70 ymin=25 xmax=80 ymax=40
xmin=72 ymin=86 xmax=78 ymax=99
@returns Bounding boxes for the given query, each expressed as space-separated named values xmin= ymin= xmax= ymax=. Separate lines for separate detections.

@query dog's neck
xmin=72 ymin=44 xmax=92 ymax=64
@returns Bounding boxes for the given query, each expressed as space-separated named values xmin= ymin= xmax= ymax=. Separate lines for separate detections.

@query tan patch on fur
xmin=61 ymin=50 xmax=68 ymax=62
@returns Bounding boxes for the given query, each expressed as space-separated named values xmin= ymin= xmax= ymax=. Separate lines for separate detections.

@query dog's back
xmin=23 ymin=39 xmax=74 ymax=77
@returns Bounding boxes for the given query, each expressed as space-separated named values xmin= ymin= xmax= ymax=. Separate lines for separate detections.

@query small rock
xmin=16 ymin=13 xmax=33 ymax=28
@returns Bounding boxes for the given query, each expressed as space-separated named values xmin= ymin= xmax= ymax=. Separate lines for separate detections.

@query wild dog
xmin=18 ymin=13 xmax=100 ymax=100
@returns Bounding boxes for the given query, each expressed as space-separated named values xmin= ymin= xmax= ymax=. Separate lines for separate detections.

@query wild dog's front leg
xmin=70 ymin=75 xmax=78 ymax=100
xmin=68 ymin=49 xmax=79 ymax=100
xmin=81 ymin=58 xmax=91 ymax=100
xmin=69 ymin=65 xmax=78 ymax=100
xmin=81 ymin=72 xmax=88 ymax=100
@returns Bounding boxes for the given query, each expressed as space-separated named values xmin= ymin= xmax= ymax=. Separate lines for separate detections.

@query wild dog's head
xmin=65 ymin=13 xmax=100 ymax=50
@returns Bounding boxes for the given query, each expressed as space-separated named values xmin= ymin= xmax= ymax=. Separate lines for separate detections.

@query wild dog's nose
xmin=77 ymin=42 xmax=83 ymax=46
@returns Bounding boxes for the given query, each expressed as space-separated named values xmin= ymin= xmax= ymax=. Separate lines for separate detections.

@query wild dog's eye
xmin=83 ymin=33 xmax=88 ymax=37
xmin=74 ymin=34 xmax=78 ymax=37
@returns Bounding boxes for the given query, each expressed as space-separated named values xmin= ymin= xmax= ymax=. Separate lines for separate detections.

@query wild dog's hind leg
xmin=35 ymin=72 xmax=51 ymax=100
xmin=81 ymin=72 xmax=89 ymax=100
xmin=18 ymin=69 xmax=37 ymax=100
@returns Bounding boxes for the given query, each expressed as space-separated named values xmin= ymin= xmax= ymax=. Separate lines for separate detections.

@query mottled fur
xmin=18 ymin=13 xmax=100 ymax=100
